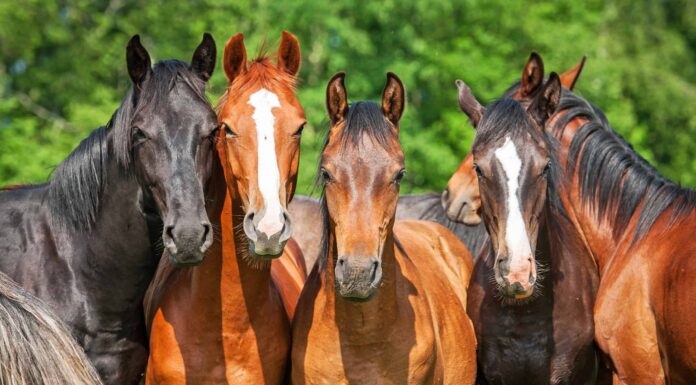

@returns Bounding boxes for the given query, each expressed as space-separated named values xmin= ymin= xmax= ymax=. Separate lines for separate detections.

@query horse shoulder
xmin=393 ymin=220 xmax=477 ymax=384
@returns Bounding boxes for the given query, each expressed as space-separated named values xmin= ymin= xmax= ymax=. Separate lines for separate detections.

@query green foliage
xmin=1 ymin=0 xmax=695 ymax=193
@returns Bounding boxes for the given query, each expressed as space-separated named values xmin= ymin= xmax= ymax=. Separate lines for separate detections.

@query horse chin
xmin=168 ymin=251 xmax=205 ymax=267
xmin=497 ymin=284 xmax=535 ymax=301
xmin=247 ymin=239 xmax=286 ymax=260
xmin=336 ymin=285 xmax=378 ymax=302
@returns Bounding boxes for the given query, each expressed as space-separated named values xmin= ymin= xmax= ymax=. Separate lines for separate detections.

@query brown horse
xmin=144 ymin=31 xmax=306 ymax=384
xmin=458 ymin=70 xmax=605 ymax=384
xmin=291 ymin=73 xmax=476 ymax=384
xmin=513 ymin=53 xmax=696 ymax=384
xmin=290 ymin=56 xmax=587 ymax=270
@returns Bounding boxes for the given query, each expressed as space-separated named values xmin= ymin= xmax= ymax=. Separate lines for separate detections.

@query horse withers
xmin=291 ymin=72 xmax=476 ymax=384
xmin=0 ymin=34 xmax=218 ymax=384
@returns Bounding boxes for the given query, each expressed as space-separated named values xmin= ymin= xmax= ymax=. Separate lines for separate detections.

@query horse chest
xmin=299 ymin=303 xmax=437 ymax=384
xmin=478 ymin=306 xmax=553 ymax=385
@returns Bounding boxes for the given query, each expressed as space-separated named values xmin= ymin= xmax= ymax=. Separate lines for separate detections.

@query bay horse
xmin=458 ymin=73 xmax=604 ymax=384
xmin=291 ymin=72 xmax=477 ymax=384
xmin=289 ymin=56 xmax=587 ymax=270
xmin=0 ymin=270 xmax=102 ymax=385
xmin=515 ymin=53 xmax=696 ymax=384
xmin=144 ymin=31 xmax=306 ymax=384
xmin=0 ymin=34 xmax=217 ymax=384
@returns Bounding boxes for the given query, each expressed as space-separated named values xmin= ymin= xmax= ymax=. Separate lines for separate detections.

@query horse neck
xmin=322 ymin=227 xmax=400 ymax=338
xmin=187 ymin=175 xmax=274 ymax=320
xmin=74 ymin=138 xmax=160 ymax=314
xmin=551 ymin=114 xmax=627 ymax=272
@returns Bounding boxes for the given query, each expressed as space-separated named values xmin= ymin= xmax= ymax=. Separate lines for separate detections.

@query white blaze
xmin=494 ymin=136 xmax=533 ymax=266
xmin=248 ymin=88 xmax=283 ymax=236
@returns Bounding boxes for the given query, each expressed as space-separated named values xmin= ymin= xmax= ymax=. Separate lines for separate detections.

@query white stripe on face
xmin=248 ymin=88 xmax=283 ymax=236
xmin=494 ymin=136 xmax=533 ymax=264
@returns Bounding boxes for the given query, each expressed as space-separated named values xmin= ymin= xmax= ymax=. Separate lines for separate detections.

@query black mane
xmin=48 ymin=60 xmax=208 ymax=231
xmin=552 ymin=90 xmax=696 ymax=241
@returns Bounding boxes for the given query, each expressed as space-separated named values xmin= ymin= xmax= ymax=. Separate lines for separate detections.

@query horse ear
xmin=326 ymin=72 xmax=348 ymax=125
xmin=455 ymin=80 xmax=485 ymax=128
xmin=559 ymin=55 xmax=586 ymax=91
xmin=191 ymin=33 xmax=216 ymax=82
xmin=223 ymin=33 xmax=247 ymax=83
xmin=126 ymin=35 xmax=151 ymax=87
xmin=520 ymin=52 xmax=544 ymax=97
xmin=529 ymin=72 xmax=561 ymax=125
xmin=277 ymin=31 xmax=301 ymax=76
xmin=381 ymin=72 xmax=405 ymax=127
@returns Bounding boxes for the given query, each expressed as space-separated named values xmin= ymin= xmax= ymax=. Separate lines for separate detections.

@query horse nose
xmin=498 ymin=255 xmax=535 ymax=297
xmin=335 ymin=256 xmax=382 ymax=300
xmin=243 ymin=210 xmax=292 ymax=258
xmin=163 ymin=220 xmax=212 ymax=265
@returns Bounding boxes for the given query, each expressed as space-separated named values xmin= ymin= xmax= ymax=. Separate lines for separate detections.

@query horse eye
xmin=473 ymin=163 xmax=483 ymax=178
xmin=320 ymin=167 xmax=333 ymax=184
xmin=542 ymin=161 xmax=552 ymax=177
xmin=393 ymin=169 xmax=406 ymax=184
xmin=294 ymin=122 xmax=306 ymax=137
xmin=132 ymin=127 xmax=148 ymax=144
xmin=222 ymin=123 xmax=236 ymax=138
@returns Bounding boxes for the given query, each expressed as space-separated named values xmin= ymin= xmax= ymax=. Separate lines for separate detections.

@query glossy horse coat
xmin=288 ymin=56 xmax=587 ymax=271
xmin=521 ymin=54 xmax=696 ymax=384
xmin=0 ymin=35 xmax=217 ymax=384
xmin=145 ymin=31 xmax=306 ymax=384
xmin=0 ymin=271 xmax=103 ymax=385
xmin=292 ymin=73 xmax=476 ymax=384
xmin=459 ymin=63 xmax=604 ymax=384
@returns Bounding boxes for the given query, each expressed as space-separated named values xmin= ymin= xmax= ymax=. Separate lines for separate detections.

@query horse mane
xmin=48 ymin=60 xmax=207 ymax=231
xmin=316 ymin=101 xmax=400 ymax=271
xmin=0 ymin=271 xmax=102 ymax=385
xmin=215 ymin=51 xmax=297 ymax=111
xmin=552 ymin=90 xmax=696 ymax=242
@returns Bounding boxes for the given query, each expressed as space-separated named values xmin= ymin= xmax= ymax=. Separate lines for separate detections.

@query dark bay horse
xmin=518 ymin=53 xmax=696 ymax=384
xmin=291 ymin=73 xmax=476 ymax=384
xmin=458 ymin=72 xmax=604 ymax=384
xmin=0 ymin=270 xmax=103 ymax=385
xmin=144 ymin=31 xmax=306 ymax=384
xmin=289 ymin=57 xmax=587 ymax=270
xmin=0 ymin=35 xmax=217 ymax=384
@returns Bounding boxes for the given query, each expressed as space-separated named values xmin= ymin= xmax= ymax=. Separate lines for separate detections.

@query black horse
xmin=0 ymin=34 xmax=218 ymax=384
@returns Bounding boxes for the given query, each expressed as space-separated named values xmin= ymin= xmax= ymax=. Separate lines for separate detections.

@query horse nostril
xmin=338 ymin=259 xmax=345 ymax=267
xmin=370 ymin=262 xmax=379 ymax=282
xmin=165 ymin=225 xmax=175 ymax=241
xmin=201 ymin=223 xmax=211 ymax=243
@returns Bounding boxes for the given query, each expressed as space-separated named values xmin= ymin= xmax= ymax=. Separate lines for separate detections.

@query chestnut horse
xmin=289 ymin=56 xmax=587 ymax=270
xmin=144 ymin=31 xmax=306 ymax=384
xmin=514 ymin=54 xmax=696 ymax=384
xmin=292 ymin=73 xmax=476 ymax=384
xmin=458 ymin=71 xmax=605 ymax=384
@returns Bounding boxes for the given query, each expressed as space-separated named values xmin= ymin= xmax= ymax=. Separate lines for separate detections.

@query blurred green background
xmin=1 ymin=0 xmax=695 ymax=194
